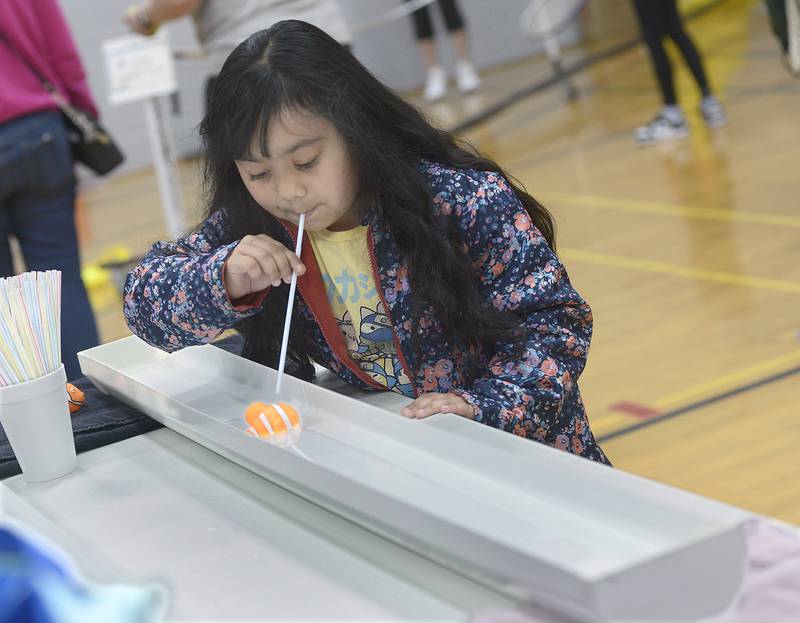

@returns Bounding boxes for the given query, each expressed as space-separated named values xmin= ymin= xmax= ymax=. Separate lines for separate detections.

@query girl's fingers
xmin=260 ymin=256 xmax=282 ymax=287
xmin=226 ymin=236 xmax=307 ymax=299
xmin=231 ymin=254 xmax=260 ymax=280
xmin=247 ymin=236 xmax=305 ymax=280
xmin=236 ymin=244 xmax=285 ymax=283
xmin=290 ymin=253 xmax=306 ymax=275
xmin=402 ymin=396 xmax=444 ymax=418
xmin=274 ymin=244 xmax=304 ymax=277
xmin=236 ymin=251 xmax=271 ymax=282
xmin=269 ymin=249 xmax=293 ymax=283
xmin=401 ymin=393 xmax=472 ymax=419
xmin=227 ymin=251 xmax=272 ymax=291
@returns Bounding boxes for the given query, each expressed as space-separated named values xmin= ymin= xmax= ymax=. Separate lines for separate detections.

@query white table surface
xmin=0 ymin=423 xmax=516 ymax=621
xmin=5 ymin=355 xmax=767 ymax=623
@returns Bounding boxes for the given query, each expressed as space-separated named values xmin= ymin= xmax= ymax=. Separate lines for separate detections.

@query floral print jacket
xmin=124 ymin=161 xmax=610 ymax=464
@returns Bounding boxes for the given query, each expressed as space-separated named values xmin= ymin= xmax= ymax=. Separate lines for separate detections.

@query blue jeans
xmin=0 ymin=110 xmax=99 ymax=381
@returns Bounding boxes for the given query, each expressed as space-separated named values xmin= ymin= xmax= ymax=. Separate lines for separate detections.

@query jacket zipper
xmin=281 ymin=221 xmax=385 ymax=390
xmin=367 ymin=226 xmax=418 ymax=398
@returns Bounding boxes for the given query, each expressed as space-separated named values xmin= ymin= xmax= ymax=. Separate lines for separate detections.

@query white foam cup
xmin=0 ymin=365 xmax=77 ymax=482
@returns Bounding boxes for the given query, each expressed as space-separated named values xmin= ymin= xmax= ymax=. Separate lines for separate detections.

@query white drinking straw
xmin=0 ymin=271 xmax=61 ymax=386
xmin=275 ymin=214 xmax=305 ymax=396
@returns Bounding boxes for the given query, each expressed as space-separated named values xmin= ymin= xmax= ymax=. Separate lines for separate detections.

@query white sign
xmin=102 ymin=31 xmax=177 ymax=105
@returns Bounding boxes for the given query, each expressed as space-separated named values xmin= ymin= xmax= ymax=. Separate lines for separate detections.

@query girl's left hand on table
xmin=401 ymin=392 xmax=475 ymax=420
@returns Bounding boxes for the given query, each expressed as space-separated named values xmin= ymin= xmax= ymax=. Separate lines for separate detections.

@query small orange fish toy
xmin=66 ymin=383 xmax=85 ymax=414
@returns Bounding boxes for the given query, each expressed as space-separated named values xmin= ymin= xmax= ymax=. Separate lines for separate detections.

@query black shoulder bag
xmin=0 ymin=31 xmax=124 ymax=175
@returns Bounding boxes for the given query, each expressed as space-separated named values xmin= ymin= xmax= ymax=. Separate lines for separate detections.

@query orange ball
xmin=67 ymin=383 xmax=85 ymax=414
xmin=244 ymin=402 xmax=300 ymax=438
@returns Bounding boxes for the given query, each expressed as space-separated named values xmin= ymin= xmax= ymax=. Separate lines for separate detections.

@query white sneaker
xmin=634 ymin=114 xmax=689 ymax=145
xmin=700 ymin=96 xmax=728 ymax=129
xmin=423 ymin=66 xmax=447 ymax=101
xmin=455 ymin=61 xmax=481 ymax=93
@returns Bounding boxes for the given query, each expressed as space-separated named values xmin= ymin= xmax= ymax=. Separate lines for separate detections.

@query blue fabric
xmin=0 ymin=110 xmax=99 ymax=381
xmin=0 ymin=521 xmax=164 ymax=623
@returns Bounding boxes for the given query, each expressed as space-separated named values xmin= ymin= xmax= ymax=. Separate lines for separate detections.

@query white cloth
xmin=470 ymin=518 xmax=800 ymax=623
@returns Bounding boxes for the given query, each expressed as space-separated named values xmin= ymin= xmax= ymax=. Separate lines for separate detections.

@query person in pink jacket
xmin=0 ymin=0 xmax=100 ymax=380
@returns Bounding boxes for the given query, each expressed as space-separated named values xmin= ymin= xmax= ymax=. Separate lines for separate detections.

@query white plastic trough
xmin=78 ymin=336 xmax=749 ymax=622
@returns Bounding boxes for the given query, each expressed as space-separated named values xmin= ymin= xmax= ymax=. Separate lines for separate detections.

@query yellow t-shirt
xmin=307 ymin=226 xmax=413 ymax=395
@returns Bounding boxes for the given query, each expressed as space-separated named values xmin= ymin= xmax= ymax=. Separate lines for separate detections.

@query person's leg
xmin=449 ymin=29 xmax=469 ymax=61
xmin=663 ymin=0 xmax=710 ymax=95
xmin=663 ymin=0 xmax=727 ymax=127
xmin=405 ymin=0 xmax=446 ymax=100
xmin=417 ymin=38 xmax=440 ymax=69
xmin=406 ymin=0 xmax=438 ymax=68
xmin=6 ymin=112 xmax=99 ymax=380
xmin=439 ymin=0 xmax=466 ymax=59
xmin=0 ymin=202 xmax=14 ymax=277
xmin=406 ymin=0 xmax=435 ymax=43
xmin=631 ymin=0 xmax=689 ymax=144
xmin=438 ymin=0 xmax=480 ymax=92
xmin=632 ymin=0 xmax=677 ymax=105
xmin=765 ymin=0 xmax=790 ymax=52
xmin=0 ymin=116 xmax=24 ymax=277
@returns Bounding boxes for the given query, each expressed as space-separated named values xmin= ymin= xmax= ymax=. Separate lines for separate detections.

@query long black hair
xmin=199 ymin=20 xmax=555 ymax=379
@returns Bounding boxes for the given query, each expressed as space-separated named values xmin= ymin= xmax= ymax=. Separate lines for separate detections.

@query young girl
xmin=123 ymin=20 xmax=610 ymax=465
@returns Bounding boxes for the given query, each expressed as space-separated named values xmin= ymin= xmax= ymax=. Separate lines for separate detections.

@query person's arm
xmin=123 ymin=210 xmax=267 ymax=352
xmin=124 ymin=0 xmax=203 ymax=35
xmin=448 ymin=171 xmax=597 ymax=454
xmin=37 ymin=0 xmax=98 ymax=117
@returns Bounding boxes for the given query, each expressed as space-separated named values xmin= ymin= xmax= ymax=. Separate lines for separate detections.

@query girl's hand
xmin=224 ymin=234 xmax=306 ymax=301
xmin=401 ymin=392 xmax=475 ymax=420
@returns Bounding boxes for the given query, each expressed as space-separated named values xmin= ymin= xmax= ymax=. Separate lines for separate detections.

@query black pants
xmin=405 ymin=0 xmax=465 ymax=40
xmin=765 ymin=0 xmax=789 ymax=53
xmin=632 ymin=0 xmax=710 ymax=105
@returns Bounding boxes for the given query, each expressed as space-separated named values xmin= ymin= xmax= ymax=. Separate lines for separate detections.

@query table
xmin=1 ymin=426 xmax=514 ymax=620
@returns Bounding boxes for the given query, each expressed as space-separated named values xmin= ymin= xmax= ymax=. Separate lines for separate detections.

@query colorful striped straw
xmin=275 ymin=213 xmax=305 ymax=396
xmin=0 ymin=271 xmax=61 ymax=387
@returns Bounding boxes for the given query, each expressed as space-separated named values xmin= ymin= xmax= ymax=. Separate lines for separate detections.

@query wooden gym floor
xmin=74 ymin=0 xmax=799 ymax=523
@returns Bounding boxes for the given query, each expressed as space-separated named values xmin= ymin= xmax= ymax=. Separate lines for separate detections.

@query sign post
xmin=102 ymin=31 xmax=185 ymax=238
